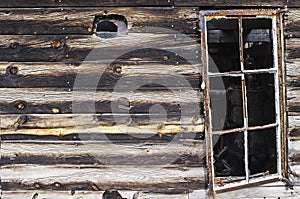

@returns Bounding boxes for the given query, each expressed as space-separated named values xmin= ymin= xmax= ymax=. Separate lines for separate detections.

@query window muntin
xmin=200 ymin=10 xmax=286 ymax=193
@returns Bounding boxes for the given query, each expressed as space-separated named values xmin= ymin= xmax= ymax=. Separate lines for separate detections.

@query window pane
xmin=210 ymin=76 xmax=243 ymax=131
xmin=243 ymin=19 xmax=274 ymax=70
xmin=246 ymin=73 xmax=276 ymax=126
xmin=213 ymin=132 xmax=245 ymax=177
xmin=248 ymin=128 xmax=277 ymax=176
xmin=207 ymin=19 xmax=240 ymax=72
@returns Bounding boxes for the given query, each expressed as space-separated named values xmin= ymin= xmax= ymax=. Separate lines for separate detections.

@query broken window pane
xmin=243 ymin=19 xmax=274 ymax=70
xmin=248 ymin=128 xmax=277 ymax=176
xmin=246 ymin=73 xmax=276 ymax=126
xmin=213 ymin=132 xmax=245 ymax=177
xmin=207 ymin=19 xmax=240 ymax=73
xmin=210 ymin=76 xmax=243 ymax=131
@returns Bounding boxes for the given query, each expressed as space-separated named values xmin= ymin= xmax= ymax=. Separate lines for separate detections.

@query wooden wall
xmin=0 ymin=1 xmax=299 ymax=198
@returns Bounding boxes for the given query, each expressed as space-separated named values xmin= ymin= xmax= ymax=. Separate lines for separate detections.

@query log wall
xmin=0 ymin=1 xmax=299 ymax=198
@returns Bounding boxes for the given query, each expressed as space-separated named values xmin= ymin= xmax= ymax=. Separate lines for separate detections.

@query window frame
xmin=200 ymin=9 xmax=288 ymax=194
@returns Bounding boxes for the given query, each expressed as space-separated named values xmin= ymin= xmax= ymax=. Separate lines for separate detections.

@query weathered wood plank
xmin=1 ymin=0 xmax=298 ymax=7
xmin=3 ymin=188 xmax=299 ymax=199
xmin=0 ymin=125 xmax=204 ymax=137
xmin=289 ymin=114 xmax=300 ymax=136
xmin=0 ymin=140 xmax=205 ymax=166
xmin=0 ymin=34 xmax=200 ymax=62
xmin=287 ymin=87 xmax=300 ymax=112
xmin=285 ymin=9 xmax=300 ymax=38
xmin=0 ymin=88 xmax=203 ymax=114
xmin=286 ymin=38 xmax=300 ymax=60
xmin=176 ymin=0 xmax=300 ymax=7
xmin=215 ymin=182 xmax=299 ymax=199
xmin=0 ymin=114 xmax=204 ymax=129
xmin=286 ymin=58 xmax=300 ymax=87
xmin=0 ymin=62 xmax=201 ymax=89
xmin=286 ymin=38 xmax=300 ymax=98
xmin=0 ymin=7 xmax=198 ymax=35
xmin=1 ymin=165 xmax=206 ymax=191
xmin=0 ymin=0 xmax=174 ymax=7
xmin=0 ymin=190 xmax=208 ymax=199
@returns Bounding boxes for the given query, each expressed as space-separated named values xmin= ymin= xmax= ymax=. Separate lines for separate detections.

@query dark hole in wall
xmin=93 ymin=14 xmax=128 ymax=38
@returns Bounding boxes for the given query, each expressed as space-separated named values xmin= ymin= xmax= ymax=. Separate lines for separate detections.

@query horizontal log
xmin=1 ymin=165 xmax=206 ymax=191
xmin=3 ymin=187 xmax=299 ymax=199
xmin=288 ymin=114 xmax=300 ymax=140
xmin=286 ymin=58 xmax=300 ymax=87
xmin=0 ymin=114 xmax=204 ymax=129
xmin=285 ymin=9 xmax=300 ymax=38
xmin=286 ymin=38 xmax=300 ymax=60
xmin=0 ymin=124 xmax=204 ymax=137
xmin=287 ymin=87 xmax=300 ymax=112
xmin=0 ymin=0 xmax=174 ymax=7
xmin=176 ymin=0 xmax=300 ymax=7
xmin=0 ymin=132 xmax=205 ymax=142
xmin=215 ymin=182 xmax=298 ymax=199
xmin=0 ymin=88 xmax=203 ymax=114
xmin=0 ymin=190 xmax=207 ymax=199
xmin=0 ymin=62 xmax=201 ymax=89
xmin=0 ymin=34 xmax=201 ymax=62
xmin=1 ymin=0 xmax=298 ymax=7
xmin=0 ymin=7 xmax=199 ymax=35
xmin=0 ymin=140 xmax=205 ymax=166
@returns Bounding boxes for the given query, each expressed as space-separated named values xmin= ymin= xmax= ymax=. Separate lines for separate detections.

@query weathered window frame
xmin=200 ymin=9 xmax=288 ymax=194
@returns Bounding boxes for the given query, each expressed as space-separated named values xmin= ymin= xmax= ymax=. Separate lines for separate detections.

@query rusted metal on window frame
xmin=200 ymin=9 xmax=288 ymax=194
xmin=277 ymin=11 xmax=289 ymax=179
xmin=200 ymin=13 xmax=215 ymax=194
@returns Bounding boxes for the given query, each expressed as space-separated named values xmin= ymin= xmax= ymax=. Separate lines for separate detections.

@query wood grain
xmin=0 ymin=0 xmax=174 ymax=7
xmin=0 ymin=140 xmax=205 ymax=165
xmin=285 ymin=9 xmax=300 ymax=38
xmin=175 ymin=0 xmax=300 ymax=7
xmin=0 ymin=190 xmax=208 ymax=199
xmin=1 ymin=165 xmax=206 ymax=191
xmin=0 ymin=7 xmax=199 ymax=35
xmin=0 ymin=34 xmax=200 ymax=62
xmin=0 ymin=114 xmax=204 ymax=129
xmin=0 ymin=62 xmax=201 ymax=89
xmin=287 ymin=87 xmax=300 ymax=112
xmin=0 ymin=0 xmax=299 ymax=7
xmin=0 ymin=88 xmax=203 ymax=114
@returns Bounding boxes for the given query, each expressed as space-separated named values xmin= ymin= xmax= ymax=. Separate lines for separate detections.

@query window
xmin=200 ymin=10 xmax=287 ymax=193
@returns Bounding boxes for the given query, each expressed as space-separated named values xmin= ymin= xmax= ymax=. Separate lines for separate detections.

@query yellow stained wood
xmin=0 ymin=124 xmax=205 ymax=136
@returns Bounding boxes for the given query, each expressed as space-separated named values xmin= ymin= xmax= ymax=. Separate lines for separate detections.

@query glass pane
xmin=207 ymin=19 xmax=240 ymax=72
xmin=243 ymin=18 xmax=274 ymax=70
xmin=213 ymin=132 xmax=245 ymax=177
xmin=210 ymin=76 xmax=243 ymax=131
xmin=248 ymin=128 xmax=277 ymax=176
xmin=246 ymin=73 xmax=276 ymax=126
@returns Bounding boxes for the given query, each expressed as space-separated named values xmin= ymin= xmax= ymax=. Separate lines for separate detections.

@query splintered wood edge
xmin=0 ymin=124 xmax=205 ymax=136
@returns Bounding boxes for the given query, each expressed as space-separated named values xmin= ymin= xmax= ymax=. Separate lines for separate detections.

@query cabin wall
xmin=286 ymin=5 xmax=300 ymax=189
xmin=0 ymin=1 xmax=299 ymax=198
